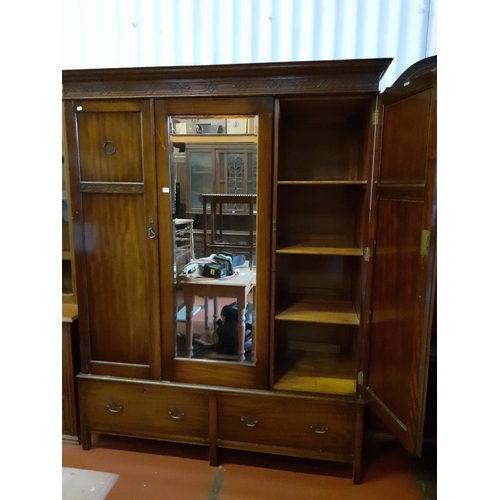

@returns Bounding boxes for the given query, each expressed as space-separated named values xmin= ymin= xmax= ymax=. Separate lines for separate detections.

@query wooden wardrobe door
xmin=365 ymin=58 xmax=436 ymax=456
xmin=65 ymin=99 xmax=161 ymax=380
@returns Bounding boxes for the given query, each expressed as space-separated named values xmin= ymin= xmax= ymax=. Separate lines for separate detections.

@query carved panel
xmin=80 ymin=182 xmax=145 ymax=194
xmin=63 ymin=75 xmax=379 ymax=99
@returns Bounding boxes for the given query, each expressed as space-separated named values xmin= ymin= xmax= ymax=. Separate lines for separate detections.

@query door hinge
xmin=420 ymin=229 xmax=430 ymax=256
xmin=272 ymin=220 xmax=276 ymax=233
xmin=357 ymin=371 xmax=364 ymax=385
xmin=372 ymin=110 xmax=379 ymax=126
xmin=363 ymin=247 xmax=370 ymax=262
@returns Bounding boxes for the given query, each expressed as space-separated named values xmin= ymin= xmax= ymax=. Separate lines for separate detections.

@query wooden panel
xmin=66 ymin=99 xmax=160 ymax=378
xmin=82 ymin=192 xmax=150 ymax=365
xmin=62 ymin=59 xmax=392 ymax=99
xmin=276 ymin=185 xmax=365 ymax=249
xmin=275 ymin=297 xmax=359 ymax=325
xmin=366 ymin=62 xmax=436 ymax=457
xmin=273 ymin=350 xmax=357 ymax=395
xmin=276 ymin=254 xmax=361 ymax=300
xmin=172 ymin=359 xmax=256 ymax=389
xmin=82 ymin=378 xmax=209 ymax=443
xmin=368 ymin=198 xmax=423 ymax=426
xmin=276 ymin=241 xmax=363 ymax=256
xmin=76 ymin=109 xmax=144 ymax=183
xmin=379 ymin=90 xmax=432 ymax=184
xmin=277 ymin=97 xmax=373 ymax=182
xmin=62 ymin=320 xmax=80 ymax=442
xmin=217 ymin=393 xmax=357 ymax=459
xmin=62 ymin=303 xmax=78 ymax=323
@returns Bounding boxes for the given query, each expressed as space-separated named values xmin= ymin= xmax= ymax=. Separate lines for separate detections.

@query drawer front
xmin=82 ymin=379 xmax=209 ymax=442
xmin=217 ymin=393 xmax=357 ymax=457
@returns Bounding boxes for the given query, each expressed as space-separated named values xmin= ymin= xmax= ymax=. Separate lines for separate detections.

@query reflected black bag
xmin=213 ymin=302 xmax=252 ymax=355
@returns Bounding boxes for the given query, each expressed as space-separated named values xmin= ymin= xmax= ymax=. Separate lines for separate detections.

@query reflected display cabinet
xmin=170 ymin=123 xmax=258 ymax=258
xmin=62 ymin=56 xmax=436 ymax=483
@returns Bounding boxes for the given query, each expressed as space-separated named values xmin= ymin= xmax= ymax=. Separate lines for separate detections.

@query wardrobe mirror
xmin=169 ymin=115 xmax=258 ymax=364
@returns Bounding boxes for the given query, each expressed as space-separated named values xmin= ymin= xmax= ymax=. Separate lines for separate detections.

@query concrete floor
xmin=62 ymin=433 xmax=436 ymax=499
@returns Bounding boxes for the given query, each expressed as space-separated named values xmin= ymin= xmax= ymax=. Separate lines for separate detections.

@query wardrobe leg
xmin=209 ymin=392 xmax=218 ymax=466
xmin=352 ymin=403 xmax=364 ymax=484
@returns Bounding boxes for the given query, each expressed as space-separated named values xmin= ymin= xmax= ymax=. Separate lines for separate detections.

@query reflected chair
xmin=202 ymin=194 xmax=256 ymax=269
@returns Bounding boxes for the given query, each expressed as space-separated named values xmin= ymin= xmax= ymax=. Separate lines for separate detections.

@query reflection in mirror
xmin=169 ymin=115 xmax=258 ymax=364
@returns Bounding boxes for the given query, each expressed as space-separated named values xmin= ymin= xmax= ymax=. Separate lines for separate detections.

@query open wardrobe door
xmin=365 ymin=57 xmax=437 ymax=456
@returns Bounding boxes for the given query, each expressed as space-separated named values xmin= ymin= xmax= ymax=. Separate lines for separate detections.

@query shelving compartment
xmin=273 ymin=321 xmax=358 ymax=395
xmin=273 ymin=254 xmax=362 ymax=396
xmin=275 ymin=184 xmax=366 ymax=255
xmin=272 ymin=94 xmax=374 ymax=397
xmin=277 ymin=96 xmax=374 ymax=182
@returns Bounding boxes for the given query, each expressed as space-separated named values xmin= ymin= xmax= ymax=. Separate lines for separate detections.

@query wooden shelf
xmin=276 ymin=239 xmax=363 ymax=256
xmin=274 ymin=351 xmax=357 ymax=395
xmin=278 ymin=180 xmax=368 ymax=185
xmin=62 ymin=303 xmax=78 ymax=323
xmin=171 ymin=134 xmax=257 ymax=144
xmin=62 ymin=250 xmax=72 ymax=260
xmin=275 ymin=297 xmax=360 ymax=325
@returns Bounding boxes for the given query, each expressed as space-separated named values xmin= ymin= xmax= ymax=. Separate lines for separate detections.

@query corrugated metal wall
xmin=62 ymin=0 xmax=436 ymax=89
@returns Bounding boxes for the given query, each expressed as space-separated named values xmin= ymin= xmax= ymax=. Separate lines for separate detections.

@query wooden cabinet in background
xmin=63 ymin=117 xmax=79 ymax=442
xmin=62 ymin=304 xmax=79 ymax=443
xmin=62 ymin=120 xmax=77 ymax=303
xmin=62 ymin=57 xmax=436 ymax=483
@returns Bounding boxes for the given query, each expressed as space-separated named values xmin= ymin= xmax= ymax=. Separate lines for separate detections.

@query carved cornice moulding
xmin=62 ymin=59 xmax=392 ymax=99
xmin=63 ymin=75 xmax=378 ymax=99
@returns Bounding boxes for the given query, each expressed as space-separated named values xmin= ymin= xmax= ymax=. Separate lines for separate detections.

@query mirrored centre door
xmin=155 ymin=97 xmax=273 ymax=390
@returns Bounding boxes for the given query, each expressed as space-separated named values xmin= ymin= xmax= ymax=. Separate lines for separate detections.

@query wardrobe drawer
xmin=217 ymin=393 xmax=357 ymax=457
xmin=81 ymin=378 xmax=209 ymax=443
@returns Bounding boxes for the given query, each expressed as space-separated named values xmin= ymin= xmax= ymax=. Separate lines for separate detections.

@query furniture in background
xmin=173 ymin=218 xmax=195 ymax=279
xmin=181 ymin=265 xmax=256 ymax=361
xmin=180 ymin=143 xmax=257 ymax=215
xmin=62 ymin=57 xmax=436 ymax=483
xmin=62 ymin=121 xmax=79 ymax=443
xmin=62 ymin=304 xmax=79 ymax=443
xmin=173 ymin=218 xmax=210 ymax=329
xmin=169 ymin=139 xmax=257 ymax=258
xmin=202 ymin=194 xmax=256 ymax=268
xmin=62 ymin=134 xmax=77 ymax=303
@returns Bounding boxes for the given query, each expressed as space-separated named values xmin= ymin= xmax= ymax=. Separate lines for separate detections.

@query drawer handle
xmin=147 ymin=218 xmax=156 ymax=239
xmin=106 ymin=403 xmax=123 ymax=413
xmin=241 ymin=415 xmax=259 ymax=427
xmin=310 ymin=423 xmax=329 ymax=434
xmin=168 ymin=409 xmax=185 ymax=420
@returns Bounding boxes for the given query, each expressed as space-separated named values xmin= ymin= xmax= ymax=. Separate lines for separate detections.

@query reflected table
xmin=181 ymin=266 xmax=256 ymax=362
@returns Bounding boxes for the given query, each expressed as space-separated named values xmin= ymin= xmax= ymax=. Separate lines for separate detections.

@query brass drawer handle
xmin=106 ymin=403 xmax=123 ymax=413
xmin=241 ymin=415 xmax=259 ymax=427
xmin=168 ymin=409 xmax=185 ymax=420
xmin=310 ymin=423 xmax=329 ymax=434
